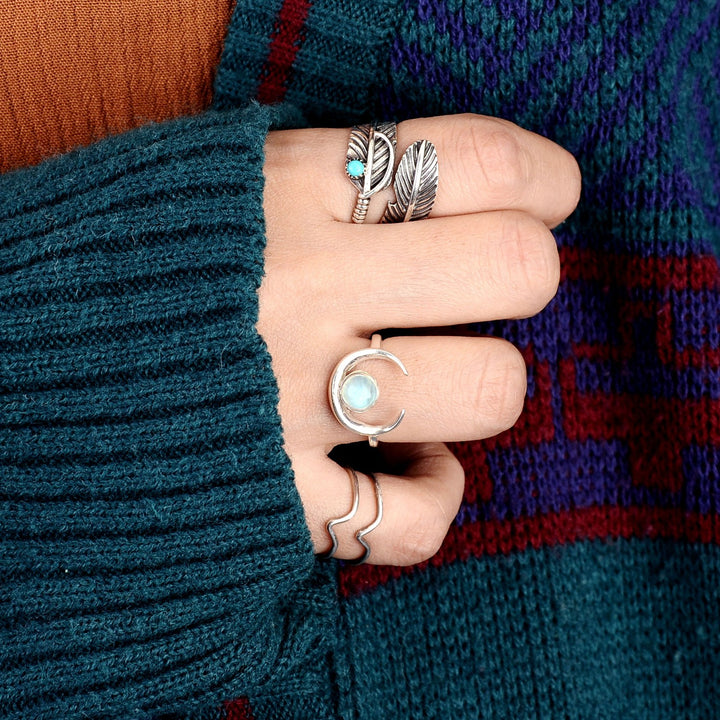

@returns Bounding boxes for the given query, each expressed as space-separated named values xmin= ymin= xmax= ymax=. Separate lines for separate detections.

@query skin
xmin=259 ymin=114 xmax=581 ymax=566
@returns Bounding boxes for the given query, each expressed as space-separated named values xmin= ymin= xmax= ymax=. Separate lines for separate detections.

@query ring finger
xmin=319 ymin=334 xmax=527 ymax=448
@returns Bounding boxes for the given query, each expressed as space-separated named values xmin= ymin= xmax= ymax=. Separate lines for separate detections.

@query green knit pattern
xmin=0 ymin=104 xmax=319 ymax=719
xmin=214 ymin=0 xmax=401 ymax=125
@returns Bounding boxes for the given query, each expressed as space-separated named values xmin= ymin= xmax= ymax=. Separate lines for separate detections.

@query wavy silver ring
xmin=318 ymin=469 xmax=383 ymax=564
xmin=328 ymin=334 xmax=408 ymax=446
xmin=318 ymin=467 xmax=360 ymax=560
xmin=350 ymin=472 xmax=383 ymax=565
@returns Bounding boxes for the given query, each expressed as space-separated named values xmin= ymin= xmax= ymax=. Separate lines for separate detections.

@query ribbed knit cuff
xmin=213 ymin=0 xmax=402 ymax=124
xmin=0 ymin=104 xmax=315 ymax=719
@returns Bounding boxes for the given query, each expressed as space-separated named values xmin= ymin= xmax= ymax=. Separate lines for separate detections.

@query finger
xmin=399 ymin=114 xmax=582 ymax=226
xmin=283 ymin=113 xmax=581 ymax=226
xmin=326 ymin=210 xmax=560 ymax=331
xmin=320 ymin=335 xmax=527 ymax=447
xmin=301 ymin=443 xmax=464 ymax=566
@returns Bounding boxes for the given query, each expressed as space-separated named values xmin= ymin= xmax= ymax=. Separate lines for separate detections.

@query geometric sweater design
xmin=220 ymin=1 xmax=720 ymax=717
xmin=3 ymin=0 xmax=719 ymax=719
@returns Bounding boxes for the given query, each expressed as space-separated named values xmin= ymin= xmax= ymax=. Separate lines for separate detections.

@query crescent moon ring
xmin=328 ymin=343 xmax=408 ymax=447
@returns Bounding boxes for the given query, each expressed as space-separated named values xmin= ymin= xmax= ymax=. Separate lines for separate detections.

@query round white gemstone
xmin=340 ymin=372 xmax=378 ymax=412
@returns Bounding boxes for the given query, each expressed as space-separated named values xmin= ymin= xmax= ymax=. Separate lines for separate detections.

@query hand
xmin=259 ymin=114 xmax=581 ymax=565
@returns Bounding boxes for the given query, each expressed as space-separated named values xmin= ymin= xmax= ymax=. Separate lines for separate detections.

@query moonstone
xmin=346 ymin=159 xmax=365 ymax=177
xmin=340 ymin=372 xmax=378 ymax=412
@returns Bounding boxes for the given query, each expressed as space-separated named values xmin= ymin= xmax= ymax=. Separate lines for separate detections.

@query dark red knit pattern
xmin=257 ymin=0 xmax=312 ymax=104
xmin=224 ymin=697 xmax=255 ymax=720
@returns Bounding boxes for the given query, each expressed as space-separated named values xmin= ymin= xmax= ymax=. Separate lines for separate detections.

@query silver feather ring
xmin=382 ymin=139 xmax=439 ymax=223
xmin=345 ymin=122 xmax=438 ymax=224
xmin=345 ymin=122 xmax=397 ymax=223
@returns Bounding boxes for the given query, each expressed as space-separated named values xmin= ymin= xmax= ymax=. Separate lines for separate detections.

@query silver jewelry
xmin=351 ymin=472 xmax=383 ymax=565
xmin=382 ymin=139 xmax=439 ymax=223
xmin=319 ymin=469 xmax=383 ymax=564
xmin=346 ymin=122 xmax=397 ymax=223
xmin=328 ymin=334 xmax=408 ymax=447
xmin=318 ymin=466 xmax=360 ymax=560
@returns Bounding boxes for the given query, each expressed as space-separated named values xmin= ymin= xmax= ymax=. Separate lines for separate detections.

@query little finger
xmin=301 ymin=443 xmax=464 ymax=566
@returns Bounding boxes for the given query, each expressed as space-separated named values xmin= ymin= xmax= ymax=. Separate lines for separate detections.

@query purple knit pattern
xmin=382 ymin=0 xmax=720 ymax=534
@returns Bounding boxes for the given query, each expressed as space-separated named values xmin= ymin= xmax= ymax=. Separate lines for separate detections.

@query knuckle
xmin=498 ymin=213 xmax=560 ymax=313
xmin=554 ymin=149 xmax=583 ymax=224
xmin=566 ymin=152 xmax=583 ymax=213
xmin=394 ymin=499 xmax=451 ymax=566
xmin=469 ymin=122 xmax=527 ymax=199
xmin=474 ymin=343 xmax=527 ymax=432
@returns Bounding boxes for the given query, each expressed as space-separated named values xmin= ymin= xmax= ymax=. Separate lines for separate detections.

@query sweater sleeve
xmin=0 ymin=103 xmax=320 ymax=719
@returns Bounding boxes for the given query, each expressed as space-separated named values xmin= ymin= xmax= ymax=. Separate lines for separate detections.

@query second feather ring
xmin=382 ymin=139 xmax=439 ymax=223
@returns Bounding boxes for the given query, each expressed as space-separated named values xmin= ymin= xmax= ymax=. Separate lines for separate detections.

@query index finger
xmin=309 ymin=114 xmax=581 ymax=226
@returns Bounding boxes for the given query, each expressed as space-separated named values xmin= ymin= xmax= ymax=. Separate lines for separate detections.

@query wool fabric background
xmin=0 ymin=0 xmax=234 ymax=173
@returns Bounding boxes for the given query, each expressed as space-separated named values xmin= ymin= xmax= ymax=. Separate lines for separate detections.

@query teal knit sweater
xmin=2 ymin=1 xmax=719 ymax=719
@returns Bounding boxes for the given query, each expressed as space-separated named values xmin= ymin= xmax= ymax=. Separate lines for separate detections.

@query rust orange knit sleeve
xmin=0 ymin=0 xmax=234 ymax=173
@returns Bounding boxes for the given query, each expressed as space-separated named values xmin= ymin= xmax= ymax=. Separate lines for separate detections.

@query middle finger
xmin=327 ymin=210 xmax=560 ymax=332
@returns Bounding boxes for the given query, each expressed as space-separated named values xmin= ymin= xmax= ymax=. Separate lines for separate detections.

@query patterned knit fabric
xmin=0 ymin=104 xmax=326 ymax=719
xmin=2 ymin=1 xmax=719 ymax=719
xmin=216 ymin=1 xmax=720 ymax=718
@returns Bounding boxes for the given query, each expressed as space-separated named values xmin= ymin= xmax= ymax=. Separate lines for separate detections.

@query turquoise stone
xmin=341 ymin=372 xmax=378 ymax=412
xmin=346 ymin=159 xmax=365 ymax=178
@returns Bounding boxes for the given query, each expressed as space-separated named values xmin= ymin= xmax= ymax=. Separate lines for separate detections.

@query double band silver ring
xmin=319 ymin=467 xmax=383 ymax=564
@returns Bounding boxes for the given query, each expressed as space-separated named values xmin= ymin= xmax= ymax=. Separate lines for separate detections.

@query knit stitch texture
xmin=2 ymin=0 xmax=719 ymax=718
xmin=0 ymin=104 xmax=325 ymax=719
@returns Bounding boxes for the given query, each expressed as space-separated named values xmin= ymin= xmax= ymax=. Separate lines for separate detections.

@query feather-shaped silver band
xmin=382 ymin=139 xmax=439 ymax=223
xmin=345 ymin=122 xmax=397 ymax=223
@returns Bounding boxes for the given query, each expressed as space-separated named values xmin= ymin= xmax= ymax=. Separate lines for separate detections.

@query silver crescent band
xmin=328 ymin=334 xmax=408 ymax=447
